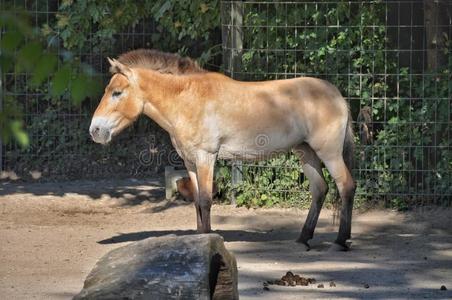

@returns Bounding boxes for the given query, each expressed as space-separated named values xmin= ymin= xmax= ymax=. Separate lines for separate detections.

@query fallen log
xmin=74 ymin=234 xmax=238 ymax=300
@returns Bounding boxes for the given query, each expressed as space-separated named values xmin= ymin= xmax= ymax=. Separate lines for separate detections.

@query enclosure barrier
xmin=1 ymin=0 xmax=451 ymax=207
xmin=221 ymin=0 xmax=451 ymax=207
xmin=1 ymin=0 xmax=177 ymax=180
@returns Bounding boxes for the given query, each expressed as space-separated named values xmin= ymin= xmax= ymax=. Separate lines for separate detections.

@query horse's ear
xmin=107 ymin=57 xmax=115 ymax=68
xmin=107 ymin=57 xmax=133 ymax=78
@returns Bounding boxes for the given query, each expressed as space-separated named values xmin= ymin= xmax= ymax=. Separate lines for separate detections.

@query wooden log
xmin=74 ymin=234 xmax=238 ymax=300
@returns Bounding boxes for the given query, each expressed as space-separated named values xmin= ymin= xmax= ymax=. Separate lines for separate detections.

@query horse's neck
xmin=138 ymin=69 xmax=185 ymax=134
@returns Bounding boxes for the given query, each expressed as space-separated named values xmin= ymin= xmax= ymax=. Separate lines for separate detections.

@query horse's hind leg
xmin=293 ymin=143 xmax=328 ymax=250
xmin=194 ymin=151 xmax=216 ymax=233
xmin=318 ymin=154 xmax=356 ymax=251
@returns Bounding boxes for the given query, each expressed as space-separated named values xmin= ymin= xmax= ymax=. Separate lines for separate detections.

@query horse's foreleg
xmin=186 ymin=164 xmax=202 ymax=231
xmin=293 ymin=144 xmax=328 ymax=250
xmin=195 ymin=153 xmax=216 ymax=233
xmin=321 ymin=155 xmax=356 ymax=251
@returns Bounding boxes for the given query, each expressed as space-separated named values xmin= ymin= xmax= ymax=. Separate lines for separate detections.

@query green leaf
xmin=85 ymin=76 xmax=102 ymax=100
xmin=1 ymin=31 xmax=23 ymax=52
xmin=31 ymin=53 xmax=58 ymax=86
xmin=17 ymin=42 xmax=43 ymax=72
xmin=10 ymin=120 xmax=29 ymax=148
xmin=0 ymin=55 xmax=14 ymax=73
xmin=51 ymin=64 xmax=72 ymax=97
xmin=70 ymin=75 xmax=88 ymax=104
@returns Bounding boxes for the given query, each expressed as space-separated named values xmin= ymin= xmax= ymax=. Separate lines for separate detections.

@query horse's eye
xmin=112 ymin=91 xmax=122 ymax=98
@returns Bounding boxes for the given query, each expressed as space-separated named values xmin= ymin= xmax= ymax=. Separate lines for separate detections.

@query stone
xmin=165 ymin=166 xmax=188 ymax=200
xmin=74 ymin=234 xmax=238 ymax=300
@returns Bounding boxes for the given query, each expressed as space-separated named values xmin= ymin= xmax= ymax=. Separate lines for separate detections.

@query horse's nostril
xmin=90 ymin=126 xmax=100 ymax=137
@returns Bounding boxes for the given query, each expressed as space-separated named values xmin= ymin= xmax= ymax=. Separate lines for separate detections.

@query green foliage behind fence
xmin=218 ymin=1 xmax=451 ymax=208
xmin=2 ymin=1 xmax=450 ymax=208
xmin=2 ymin=0 xmax=221 ymax=180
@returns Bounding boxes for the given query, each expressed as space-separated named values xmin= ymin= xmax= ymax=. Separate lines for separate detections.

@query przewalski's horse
xmin=90 ymin=49 xmax=356 ymax=251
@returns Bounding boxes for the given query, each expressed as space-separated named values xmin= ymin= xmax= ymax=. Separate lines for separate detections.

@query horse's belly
xmin=218 ymin=131 xmax=302 ymax=161
xmin=218 ymin=145 xmax=274 ymax=160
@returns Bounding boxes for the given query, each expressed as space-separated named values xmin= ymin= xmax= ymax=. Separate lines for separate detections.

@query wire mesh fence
xmin=221 ymin=0 xmax=451 ymax=206
xmin=1 ymin=0 xmax=450 ymax=207
xmin=1 ymin=0 xmax=178 ymax=180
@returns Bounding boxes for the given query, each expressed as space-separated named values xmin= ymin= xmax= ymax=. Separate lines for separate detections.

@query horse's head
xmin=90 ymin=58 xmax=143 ymax=144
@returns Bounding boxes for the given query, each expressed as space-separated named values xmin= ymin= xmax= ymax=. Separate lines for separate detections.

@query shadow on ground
xmin=98 ymin=228 xmax=307 ymax=244
xmin=97 ymin=209 xmax=452 ymax=300
xmin=1 ymin=178 xmax=451 ymax=299
xmin=0 ymin=178 xmax=166 ymax=206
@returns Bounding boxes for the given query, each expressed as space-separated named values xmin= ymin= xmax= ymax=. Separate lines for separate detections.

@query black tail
xmin=333 ymin=113 xmax=355 ymax=223
xmin=343 ymin=114 xmax=355 ymax=174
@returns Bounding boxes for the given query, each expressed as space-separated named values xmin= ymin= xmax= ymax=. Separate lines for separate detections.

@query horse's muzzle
xmin=90 ymin=126 xmax=111 ymax=144
xmin=89 ymin=117 xmax=112 ymax=144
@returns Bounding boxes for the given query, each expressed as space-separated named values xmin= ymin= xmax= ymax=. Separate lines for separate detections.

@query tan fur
xmin=91 ymin=51 xmax=356 ymax=248
xmin=177 ymin=177 xmax=218 ymax=202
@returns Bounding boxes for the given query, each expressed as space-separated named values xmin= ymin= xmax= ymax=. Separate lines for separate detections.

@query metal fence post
xmin=231 ymin=1 xmax=243 ymax=79
xmin=0 ymin=49 xmax=3 ymax=174
xmin=230 ymin=1 xmax=244 ymax=206
xmin=231 ymin=161 xmax=243 ymax=206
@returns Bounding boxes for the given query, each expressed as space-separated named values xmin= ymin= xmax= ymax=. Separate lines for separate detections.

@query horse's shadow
xmin=98 ymin=229 xmax=283 ymax=244
xmin=98 ymin=229 xmax=336 ymax=249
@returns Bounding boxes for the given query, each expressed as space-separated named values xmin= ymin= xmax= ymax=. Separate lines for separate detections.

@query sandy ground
xmin=1 ymin=178 xmax=451 ymax=300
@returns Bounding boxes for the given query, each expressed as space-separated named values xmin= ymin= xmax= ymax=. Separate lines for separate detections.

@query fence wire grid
xmin=1 ymin=0 xmax=178 ymax=180
xmin=221 ymin=0 xmax=451 ymax=206
xmin=1 ymin=1 xmax=451 ymax=207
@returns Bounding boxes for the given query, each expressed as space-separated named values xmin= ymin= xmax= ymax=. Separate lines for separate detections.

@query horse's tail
xmin=333 ymin=111 xmax=355 ymax=223
xmin=343 ymin=112 xmax=355 ymax=174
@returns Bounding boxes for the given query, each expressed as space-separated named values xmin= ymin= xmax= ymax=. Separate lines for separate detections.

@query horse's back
xmin=197 ymin=74 xmax=349 ymax=159
xmin=211 ymin=75 xmax=349 ymax=131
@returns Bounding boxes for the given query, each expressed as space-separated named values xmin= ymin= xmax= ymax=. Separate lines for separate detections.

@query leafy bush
xmin=216 ymin=155 xmax=311 ymax=208
xmin=48 ymin=0 xmax=221 ymax=63
xmin=3 ymin=1 xmax=450 ymax=208
xmin=3 ymin=1 xmax=221 ymax=180
xmin=0 ymin=9 xmax=101 ymax=148
xmin=217 ymin=1 xmax=451 ymax=209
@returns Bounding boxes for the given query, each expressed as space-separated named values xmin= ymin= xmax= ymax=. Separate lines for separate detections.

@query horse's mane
xmin=115 ymin=49 xmax=206 ymax=75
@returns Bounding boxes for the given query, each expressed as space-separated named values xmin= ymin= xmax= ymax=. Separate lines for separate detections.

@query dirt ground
xmin=1 ymin=178 xmax=451 ymax=300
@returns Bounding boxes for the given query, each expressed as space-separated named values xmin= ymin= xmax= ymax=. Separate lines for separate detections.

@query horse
xmin=90 ymin=49 xmax=356 ymax=251
xmin=177 ymin=177 xmax=218 ymax=202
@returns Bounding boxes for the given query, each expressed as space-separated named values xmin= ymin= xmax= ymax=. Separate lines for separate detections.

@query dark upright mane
xmin=115 ymin=49 xmax=206 ymax=75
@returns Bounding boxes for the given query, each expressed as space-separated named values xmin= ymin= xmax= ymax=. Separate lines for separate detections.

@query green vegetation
xmin=0 ymin=9 xmax=101 ymax=148
xmin=2 ymin=1 xmax=221 ymax=179
xmin=216 ymin=1 xmax=451 ymax=209
xmin=2 ymin=1 xmax=450 ymax=208
xmin=48 ymin=0 xmax=221 ymax=63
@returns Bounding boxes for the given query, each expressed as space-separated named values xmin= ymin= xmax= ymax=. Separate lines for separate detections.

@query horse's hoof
xmin=197 ymin=227 xmax=211 ymax=234
xmin=328 ymin=241 xmax=350 ymax=252
xmin=295 ymin=238 xmax=311 ymax=251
